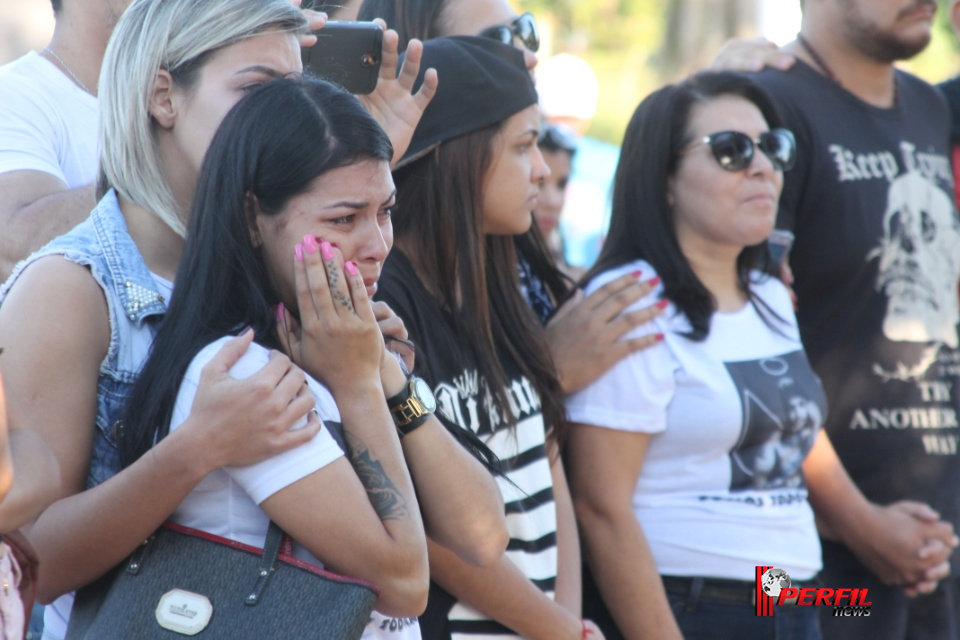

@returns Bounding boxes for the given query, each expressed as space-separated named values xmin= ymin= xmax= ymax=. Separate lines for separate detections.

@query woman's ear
xmin=149 ymin=69 xmax=178 ymax=129
xmin=245 ymin=193 xmax=263 ymax=248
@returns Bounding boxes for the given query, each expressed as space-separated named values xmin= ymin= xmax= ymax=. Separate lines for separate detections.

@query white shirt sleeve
xmin=0 ymin=53 xmax=99 ymax=185
xmin=0 ymin=92 xmax=67 ymax=181
xmin=171 ymin=337 xmax=345 ymax=505
xmin=566 ymin=261 xmax=679 ymax=433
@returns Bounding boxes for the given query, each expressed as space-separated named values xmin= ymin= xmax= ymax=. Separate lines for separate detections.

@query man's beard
xmin=838 ymin=0 xmax=934 ymax=63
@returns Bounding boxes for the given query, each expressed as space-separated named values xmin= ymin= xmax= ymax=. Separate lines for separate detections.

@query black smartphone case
xmin=301 ymin=22 xmax=383 ymax=95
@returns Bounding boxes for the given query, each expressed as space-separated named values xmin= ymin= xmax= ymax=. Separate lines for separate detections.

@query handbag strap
xmin=245 ymin=520 xmax=286 ymax=606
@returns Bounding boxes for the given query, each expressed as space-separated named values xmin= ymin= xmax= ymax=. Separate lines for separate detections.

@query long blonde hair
xmin=97 ymin=0 xmax=306 ymax=237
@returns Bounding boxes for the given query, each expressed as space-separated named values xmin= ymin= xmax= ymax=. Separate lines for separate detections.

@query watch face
xmin=413 ymin=378 xmax=437 ymax=412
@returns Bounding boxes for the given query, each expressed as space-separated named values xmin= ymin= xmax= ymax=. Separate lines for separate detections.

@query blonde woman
xmin=0 ymin=1 xmax=504 ymax=638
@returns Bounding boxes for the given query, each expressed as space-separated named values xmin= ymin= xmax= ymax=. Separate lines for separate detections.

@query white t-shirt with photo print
xmin=567 ymin=260 xmax=825 ymax=581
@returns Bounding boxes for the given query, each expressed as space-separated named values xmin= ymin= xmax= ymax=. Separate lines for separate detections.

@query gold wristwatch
xmin=387 ymin=374 xmax=437 ymax=436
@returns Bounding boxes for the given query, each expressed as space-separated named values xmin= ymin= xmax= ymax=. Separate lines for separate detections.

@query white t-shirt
xmin=0 ymin=51 xmax=99 ymax=186
xmin=567 ymin=260 xmax=825 ymax=581
xmin=171 ymin=337 xmax=420 ymax=640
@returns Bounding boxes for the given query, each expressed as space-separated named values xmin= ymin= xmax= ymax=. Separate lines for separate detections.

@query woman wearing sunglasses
xmin=565 ymin=72 xmax=826 ymax=640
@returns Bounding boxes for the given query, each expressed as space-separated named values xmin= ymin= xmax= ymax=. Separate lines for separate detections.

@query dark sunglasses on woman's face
xmin=479 ymin=12 xmax=539 ymax=53
xmin=687 ymin=128 xmax=796 ymax=173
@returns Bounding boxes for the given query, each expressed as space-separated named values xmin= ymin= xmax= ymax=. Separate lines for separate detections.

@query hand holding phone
xmin=301 ymin=22 xmax=383 ymax=95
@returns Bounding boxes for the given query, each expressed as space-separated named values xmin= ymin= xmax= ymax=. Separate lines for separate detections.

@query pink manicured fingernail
xmin=294 ymin=243 xmax=304 ymax=262
xmin=648 ymin=276 xmax=661 ymax=287
xmin=655 ymin=333 xmax=665 ymax=342
xmin=632 ymin=269 xmax=642 ymax=278
xmin=320 ymin=241 xmax=334 ymax=261
xmin=344 ymin=260 xmax=358 ymax=276
xmin=313 ymin=236 xmax=339 ymax=249
xmin=303 ymin=234 xmax=318 ymax=254
xmin=656 ymin=299 xmax=668 ymax=310
xmin=276 ymin=302 xmax=285 ymax=323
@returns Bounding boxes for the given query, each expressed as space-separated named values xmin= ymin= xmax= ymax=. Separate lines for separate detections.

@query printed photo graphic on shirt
xmin=725 ymin=351 xmax=826 ymax=491
xmin=867 ymin=170 xmax=960 ymax=352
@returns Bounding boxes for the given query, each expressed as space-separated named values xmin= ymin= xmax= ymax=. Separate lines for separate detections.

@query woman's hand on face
xmin=286 ymin=0 xmax=327 ymax=47
xmin=359 ymin=27 xmax=438 ymax=165
xmin=277 ymin=235 xmax=384 ymax=395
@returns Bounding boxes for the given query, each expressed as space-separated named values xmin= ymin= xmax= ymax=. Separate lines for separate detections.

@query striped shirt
xmin=377 ymin=251 xmax=559 ymax=640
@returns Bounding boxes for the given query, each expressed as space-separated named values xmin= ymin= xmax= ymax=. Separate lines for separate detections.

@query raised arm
xmin=272 ymin=240 xmax=428 ymax=616
xmin=0 ymin=257 xmax=319 ymax=602
xmin=568 ymin=423 xmax=682 ymax=640
xmin=359 ymin=30 xmax=437 ymax=166
xmin=373 ymin=300 xmax=507 ymax=567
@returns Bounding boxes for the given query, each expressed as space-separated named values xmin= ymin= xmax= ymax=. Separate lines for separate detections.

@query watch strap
xmin=388 ymin=375 xmax=432 ymax=436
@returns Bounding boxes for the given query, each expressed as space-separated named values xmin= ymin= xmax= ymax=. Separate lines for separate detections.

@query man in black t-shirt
xmin=937 ymin=0 xmax=960 ymax=206
xmin=753 ymin=1 xmax=960 ymax=638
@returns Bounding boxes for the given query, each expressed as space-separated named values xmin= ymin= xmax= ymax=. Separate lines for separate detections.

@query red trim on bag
xmin=160 ymin=521 xmax=379 ymax=594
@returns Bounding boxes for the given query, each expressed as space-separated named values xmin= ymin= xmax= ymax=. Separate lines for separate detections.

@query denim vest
xmin=0 ymin=189 xmax=167 ymax=490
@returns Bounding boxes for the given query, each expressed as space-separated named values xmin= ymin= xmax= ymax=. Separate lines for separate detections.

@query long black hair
xmin=393 ymin=123 xmax=568 ymax=442
xmin=119 ymin=78 xmax=393 ymax=466
xmin=358 ymin=0 xmax=571 ymax=314
xmin=584 ymin=71 xmax=785 ymax=341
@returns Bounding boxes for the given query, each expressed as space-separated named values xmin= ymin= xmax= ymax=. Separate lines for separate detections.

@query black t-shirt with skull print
xmin=756 ymin=61 xmax=960 ymax=529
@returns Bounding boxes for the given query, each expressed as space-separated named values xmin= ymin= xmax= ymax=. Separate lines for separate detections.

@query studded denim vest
xmin=0 ymin=189 xmax=167 ymax=490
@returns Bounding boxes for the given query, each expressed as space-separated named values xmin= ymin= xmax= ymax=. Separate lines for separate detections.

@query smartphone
xmin=301 ymin=22 xmax=382 ymax=95
xmin=768 ymin=229 xmax=795 ymax=268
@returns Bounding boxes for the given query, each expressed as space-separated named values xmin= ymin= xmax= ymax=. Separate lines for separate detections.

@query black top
xmin=755 ymin=61 xmax=960 ymax=532
xmin=376 ymin=250 xmax=558 ymax=638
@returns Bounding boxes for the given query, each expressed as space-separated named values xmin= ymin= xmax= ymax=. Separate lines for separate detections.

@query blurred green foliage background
xmin=523 ymin=0 xmax=960 ymax=145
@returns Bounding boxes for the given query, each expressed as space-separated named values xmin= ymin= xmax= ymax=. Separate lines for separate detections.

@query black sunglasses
xmin=480 ymin=12 xmax=539 ymax=53
xmin=686 ymin=128 xmax=796 ymax=172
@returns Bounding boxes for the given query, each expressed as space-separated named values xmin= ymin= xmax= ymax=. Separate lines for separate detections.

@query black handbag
xmin=65 ymin=520 xmax=378 ymax=639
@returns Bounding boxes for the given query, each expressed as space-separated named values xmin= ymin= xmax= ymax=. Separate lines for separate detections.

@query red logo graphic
xmin=755 ymin=566 xmax=871 ymax=617
xmin=755 ymin=566 xmax=776 ymax=616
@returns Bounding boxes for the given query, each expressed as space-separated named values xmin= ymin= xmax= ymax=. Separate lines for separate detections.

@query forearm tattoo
xmin=343 ymin=430 xmax=408 ymax=521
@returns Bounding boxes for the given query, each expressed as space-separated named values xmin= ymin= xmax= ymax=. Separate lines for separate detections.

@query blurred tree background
xmin=522 ymin=0 xmax=960 ymax=145
xmin=2 ymin=0 xmax=960 ymax=146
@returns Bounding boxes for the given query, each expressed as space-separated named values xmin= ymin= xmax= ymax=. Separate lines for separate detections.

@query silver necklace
xmin=42 ymin=47 xmax=93 ymax=95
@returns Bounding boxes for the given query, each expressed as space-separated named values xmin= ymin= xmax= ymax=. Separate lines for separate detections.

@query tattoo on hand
xmin=344 ymin=431 xmax=408 ymax=521
xmin=327 ymin=264 xmax=358 ymax=315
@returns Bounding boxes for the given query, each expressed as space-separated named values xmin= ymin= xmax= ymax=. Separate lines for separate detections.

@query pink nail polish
xmin=295 ymin=243 xmax=304 ymax=262
xmin=632 ymin=269 xmax=642 ymax=278
xmin=303 ymin=234 xmax=318 ymax=254
xmin=656 ymin=299 xmax=668 ymax=310
xmin=344 ymin=260 xmax=358 ymax=276
xmin=276 ymin=302 xmax=285 ymax=323
xmin=320 ymin=241 xmax=334 ymax=261
xmin=648 ymin=276 xmax=661 ymax=287
xmin=655 ymin=332 xmax=665 ymax=342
